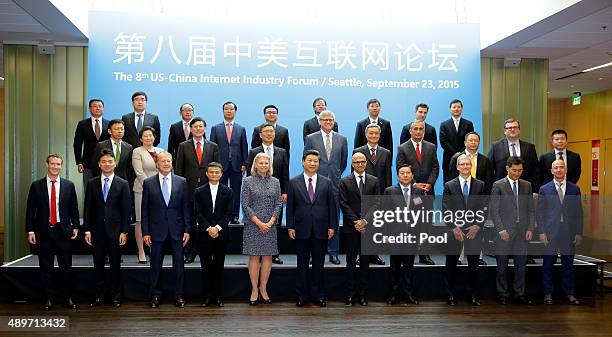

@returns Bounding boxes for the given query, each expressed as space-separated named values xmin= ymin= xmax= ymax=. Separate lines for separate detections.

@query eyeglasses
xmin=352 ymin=161 xmax=367 ymax=165
xmin=504 ymin=126 xmax=519 ymax=130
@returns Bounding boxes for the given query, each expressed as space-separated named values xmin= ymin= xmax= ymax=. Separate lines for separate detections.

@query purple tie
xmin=308 ymin=177 xmax=315 ymax=202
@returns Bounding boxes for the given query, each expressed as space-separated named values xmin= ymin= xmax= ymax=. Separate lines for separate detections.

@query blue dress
xmin=241 ymin=174 xmax=282 ymax=256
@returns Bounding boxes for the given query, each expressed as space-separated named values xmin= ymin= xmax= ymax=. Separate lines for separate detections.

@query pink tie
xmin=225 ymin=123 xmax=232 ymax=143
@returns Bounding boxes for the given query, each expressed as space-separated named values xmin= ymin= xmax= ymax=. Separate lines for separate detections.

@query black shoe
xmin=175 ymin=297 xmax=186 ymax=308
xmin=90 ymin=297 xmax=103 ymax=308
xmin=215 ymin=299 xmax=225 ymax=307
xmin=419 ymin=255 xmax=435 ymax=265
xmin=44 ymin=298 xmax=53 ymax=311
xmin=355 ymin=257 xmax=360 ymax=266
xmin=359 ymin=296 xmax=368 ymax=306
xmin=201 ymin=298 xmax=210 ymax=307
xmin=543 ymin=294 xmax=553 ymax=305
xmin=526 ymin=257 xmax=536 ymax=264
xmin=231 ymin=217 xmax=240 ymax=224
xmin=386 ymin=296 xmax=397 ymax=305
xmin=567 ymin=295 xmax=580 ymax=305
xmin=249 ymin=296 xmax=258 ymax=306
xmin=447 ymin=296 xmax=457 ymax=306
xmin=457 ymin=259 xmax=463 ymax=265
xmin=370 ymin=256 xmax=386 ymax=265
xmin=406 ymin=295 xmax=419 ymax=305
xmin=498 ymin=296 xmax=508 ymax=305
xmin=345 ymin=297 xmax=354 ymax=306
xmin=329 ymin=255 xmax=341 ymax=265
xmin=111 ymin=298 xmax=121 ymax=308
xmin=296 ymin=299 xmax=307 ymax=307
xmin=150 ymin=296 xmax=160 ymax=308
xmin=478 ymin=258 xmax=487 ymax=265
xmin=272 ymin=255 xmax=284 ymax=265
xmin=316 ymin=299 xmax=327 ymax=307
xmin=184 ymin=256 xmax=196 ymax=264
xmin=470 ymin=296 xmax=481 ymax=306
xmin=260 ymin=292 xmax=272 ymax=305
xmin=138 ymin=258 xmax=148 ymax=264
xmin=514 ymin=296 xmax=532 ymax=305
xmin=66 ymin=297 xmax=77 ymax=309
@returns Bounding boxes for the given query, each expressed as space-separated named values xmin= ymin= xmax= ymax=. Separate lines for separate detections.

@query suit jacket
xmin=339 ymin=173 xmax=379 ymax=234
xmin=383 ymin=184 xmax=429 ymax=219
xmin=83 ymin=175 xmax=131 ymax=239
xmin=251 ymin=124 xmax=290 ymax=160
xmin=286 ymin=174 xmax=338 ymax=240
xmin=194 ymin=183 xmax=234 ymax=241
xmin=442 ymin=177 xmax=487 ymax=229
xmin=537 ymin=180 xmax=583 ymax=239
xmin=245 ymin=145 xmax=290 ymax=194
xmin=132 ymin=146 xmax=162 ymax=193
xmin=489 ymin=177 xmax=535 ymax=238
xmin=303 ymin=116 xmax=338 ymax=142
xmin=396 ymin=140 xmax=439 ymax=189
xmin=210 ymin=121 xmax=248 ymax=172
xmin=353 ymin=117 xmax=393 ymax=157
xmin=304 ymin=131 xmax=348 ymax=187
xmin=439 ymin=118 xmax=474 ymax=182
xmin=353 ymin=145 xmax=392 ymax=193
xmin=141 ymin=173 xmax=191 ymax=241
xmin=400 ymin=122 xmax=437 ymax=149
xmin=25 ymin=177 xmax=80 ymax=239
xmin=93 ymin=140 xmax=133 ymax=181
xmin=175 ymin=139 xmax=220 ymax=198
xmin=73 ymin=117 xmax=110 ymax=169
xmin=448 ymin=151 xmax=495 ymax=193
xmin=167 ymin=120 xmax=193 ymax=163
xmin=539 ymin=150 xmax=581 ymax=186
xmin=488 ymin=138 xmax=540 ymax=191
xmin=121 ymin=112 xmax=161 ymax=148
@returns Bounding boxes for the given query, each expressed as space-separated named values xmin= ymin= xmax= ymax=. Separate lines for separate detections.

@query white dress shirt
xmin=207 ymin=182 xmax=223 ymax=232
xmin=304 ymin=173 xmax=318 ymax=191
xmin=506 ymin=138 xmax=521 ymax=157
xmin=159 ymin=173 xmax=172 ymax=198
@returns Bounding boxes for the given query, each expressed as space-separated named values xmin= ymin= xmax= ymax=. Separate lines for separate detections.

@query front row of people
xmin=26 ymin=150 xmax=582 ymax=310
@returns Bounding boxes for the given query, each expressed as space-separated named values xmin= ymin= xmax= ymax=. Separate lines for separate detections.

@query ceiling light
xmin=582 ymin=61 xmax=612 ymax=73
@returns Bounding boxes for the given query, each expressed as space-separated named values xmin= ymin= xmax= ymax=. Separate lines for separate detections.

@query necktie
xmin=115 ymin=142 xmax=121 ymax=165
xmin=266 ymin=146 xmax=273 ymax=166
xmin=184 ymin=122 xmax=190 ymax=140
xmin=162 ymin=176 xmax=170 ymax=206
xmin=470 ymin=154 xmax=476 ymax=178
xmin=196 ymin=141 xmax=203 ymax=164
xmin=558 ymin=152 xmax=564 ymax=161
xmin=512 ymin=181 xmax=519 ymax=221
xmin=415 ymin=143 xmax=422 ymax=162
xmin=454 ymin=119 xmax=459 ymax=131
xmin=403 ymin=187 xmax=410 ymax=207
xmin=308 ymin=177 xmax=315 ymax=202
xmin=511 ymin=143 xmax=517 ymax=157
xmin=94 ymin=119 xmax=101 ymax=140
xmin=358 ymin=175 xmax=364 ymax=195
xmin=325 ymin=134 xmax=332 ymax=160
xmin=462 ymin=180 xmax=469 ymax=203
xmin=370 ymin=147 xmax=377 ymax=161
xmin=225 ymin=123 xmax=232 ymax=143
xmin=50 ymin=180 xmax=57 ymax=225
xmin=558 ymin=182 xmax=564 ymax=203
xmin=137 ymin=113 xmax=143 ymax=132
xmin=103 ymin=177 xmax=109 ymax=202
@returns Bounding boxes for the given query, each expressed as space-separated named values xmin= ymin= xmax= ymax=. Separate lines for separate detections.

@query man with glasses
xmin=251 ymin=105 xmax=290 ymax=160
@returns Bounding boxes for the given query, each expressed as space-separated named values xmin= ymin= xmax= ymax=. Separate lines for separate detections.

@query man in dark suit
xmin=539 ymin=129 xmax=581 ymax=186
xmin=304 ymin=110 xmax=347 ymax=265
xmin=303 ymin=97 xmax=338 ymax=142
xmin=246 ymin=123 xmax=290 ymax=264
xmin=385 ymin=164 xmax=423 ymax=305
xmin=73 ymin=98 xmax=110 ymax=192
xmin=210 ymin=101 xmax=248 ymax=224
xmin=400 ymin=103 xmax=437 ymax=147
xmin=92 ymin=119 xmax=133 ymax=182
xmin=396 ymin=120 xmax=439 ymax=265
xmin=538 ymin=159 xmax=583 ymax=305
xmin=339 ymin=153 xmax=379 ymax=306
xmin=194 ymin=162 xmax=233 ymax=307
xmin=167 ymin=103 xmax=195 ymax=163
xmin=121 ymin=91 xmax=161 ymax=148
xmin=287 ymin=149 xmax=337 ymax=307
xmin=442 ymin=154 xmax=488 ymax=306
xmin=448 ymin=132 xmax=495 ymax=194
xmin=490 ymin=156 xmax=535 ymax=305
xmin=142 ymin=152 xmax=191 ymax=308
xmin=439 ymin=99 xmax=474 ymax=183
xmin=83 ymin=149 xmax=131 ymax=308
xmin=26 ymin=154 xmax=80 ymax=310
xmin=354 ymin=98 xmax=393 ymax=157
xmin=488 ymin=118 xmax=540 ymax=192
xmin=251 ymin=105 xmax=290 ymax=160
xmin=175 ymin=117 xmax=220 ymax=263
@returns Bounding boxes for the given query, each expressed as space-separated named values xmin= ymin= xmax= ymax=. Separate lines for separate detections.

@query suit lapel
xmin=297 ymin=176 xmax=311 ymax=204
xmin=501 ymin=139 xmax=511 ymax=159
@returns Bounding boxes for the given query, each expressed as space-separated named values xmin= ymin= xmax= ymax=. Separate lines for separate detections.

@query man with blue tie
xmin=287 ymin=150 xmax=337 ymax=307
xmin=121 ymin=91 xmax=161 ymax=148
xmin=142 ymin=152 xmax=191 ymax=308
xmin=210 ymin=101 xmax=248 ymax=224
xmin=304 ymin=110 xmax=347 ymax=265
xmin=538 ymin=159 xmax=582 ymax=305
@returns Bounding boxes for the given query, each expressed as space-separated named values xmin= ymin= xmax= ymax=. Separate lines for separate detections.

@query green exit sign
xmin=572 ymin=95 xmax=581 ymax=105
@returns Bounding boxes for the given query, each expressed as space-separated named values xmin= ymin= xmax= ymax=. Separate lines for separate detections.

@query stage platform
xmin=0 ymin=254 xmax=598 ymax=303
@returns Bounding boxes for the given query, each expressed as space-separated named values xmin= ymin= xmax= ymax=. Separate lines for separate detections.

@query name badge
xmin=413 ymin=197 xmax=423 ymax=205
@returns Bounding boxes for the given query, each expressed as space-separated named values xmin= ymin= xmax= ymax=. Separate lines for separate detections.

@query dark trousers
xmin=542 ymin=235 xmax=575 ymax=295
xmin=389 ymin=255 xmax=416 ymax=299
xmin=221 ymin=169 xmax=243 ymax=218
xmin=150 ymin=237 xmax=185 ymax=299
xmin=37 ymin=225 xmax=73 ymax=299
xmin=199 ymin=237 xmax=227 ymax=300
xmin=445 ymin=229 xmax=481 ymax=297
xmin=92 ymin=233 xmax=122 ymax=298
xmin=295 ymin=237 xmax=327 ymax=301
xmin=495 ymin=234 xmax=527 ymax=297
xmin=344 ymin=231 xmax=369 ymax=297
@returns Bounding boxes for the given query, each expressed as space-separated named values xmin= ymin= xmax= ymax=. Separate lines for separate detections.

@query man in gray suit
xmin=304 ymin=110 xmax=347 ymax=265
xmin=490 ymin=156 xmax=535 ymax=305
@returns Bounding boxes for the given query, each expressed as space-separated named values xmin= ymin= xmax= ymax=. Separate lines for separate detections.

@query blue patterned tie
xmin=462 ymin=180 xmax=469 ymax=203
xmin=403 ymin=187 xmax=410 ymax=208
xmin=103 ymin=177 xmax=109 ymax=202
xmin=512 ymin=181 xmax=519 ymax=222
xmin=162 ymin=176 xmax=170 ymax=206
xmin=137 ymin=113 xmax=143 ymax=132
